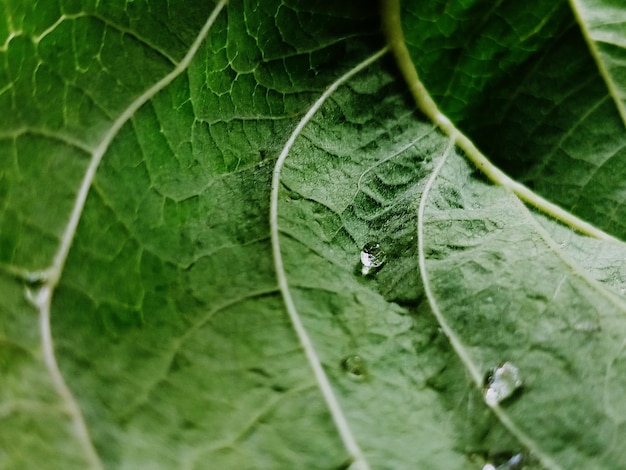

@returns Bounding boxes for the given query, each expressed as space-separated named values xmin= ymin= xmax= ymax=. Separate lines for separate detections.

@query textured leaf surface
xmin=3 ymin=0 xmax=626 ymax=469
xmin=420 ymin=148 xmax=626 ymax=469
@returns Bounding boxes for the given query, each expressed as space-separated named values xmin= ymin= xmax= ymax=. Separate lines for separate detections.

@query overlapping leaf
xmin=398 ymin=0 xmax=626 ymax=239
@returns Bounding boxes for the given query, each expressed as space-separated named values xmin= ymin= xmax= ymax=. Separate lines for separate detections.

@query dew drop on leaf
xmin=25 ymin=271 xmax=47 ymax=287
xmin=341 ymin=354 xmax=368 ymax=380
xmin=482 ymin=453 xmax=523 ymax=470
xmin=347 ymin=460 xmax=369 ymax=470
xmin=573 ymin=320 xmax=600 ymax=333
xmin=360 ymin=242 xmax=386 ymax=275
xmin=484 ymin=362 xmax=523 ymax=406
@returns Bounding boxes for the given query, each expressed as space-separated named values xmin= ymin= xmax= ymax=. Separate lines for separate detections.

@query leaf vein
xmin=270 ymin=46 xmax=388 ymax=470
xmin=416 ymin=137 xmax=564 ymax=470
xmin=26 ymin=2 xmax=229 ymax=468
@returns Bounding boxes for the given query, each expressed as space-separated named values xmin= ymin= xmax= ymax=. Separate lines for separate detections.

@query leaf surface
xmin=3 ymin=0 xmax=626 ymax=469
xmin=419 ymin=145 xmax=626 ymax=469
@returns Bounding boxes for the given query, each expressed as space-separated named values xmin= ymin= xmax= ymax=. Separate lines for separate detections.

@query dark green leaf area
xmin=423 ymin=151 xmax=626 ymax=469
xmin=400 ymin=0 xmax=626 ymax=239
xmin=43 ymin=3 xmax=389 ymax=467
xmin=0 ymin=136 xmax=91 ymax=268
xmin=469 ymin=24 xmax=626 ymax=239
xmin=280 ymin=64 xmax=444 ymax=303
xmin=400 ymin=0 xmax=570 ymax=124
xmin=191 ymin=0 xmax=382 ymax=127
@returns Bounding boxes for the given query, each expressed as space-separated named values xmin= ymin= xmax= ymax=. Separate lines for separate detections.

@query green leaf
xmin=395 ymin=0 xmax=626 ymax=238
xmin=3 ymin=0 xmax=626 ymax=469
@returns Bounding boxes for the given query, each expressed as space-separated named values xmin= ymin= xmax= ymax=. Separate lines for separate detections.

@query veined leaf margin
xmin=270 ymin=46 xmax=389 ymax=470
xmin=20 ymin=1 xmax=228 ymax=468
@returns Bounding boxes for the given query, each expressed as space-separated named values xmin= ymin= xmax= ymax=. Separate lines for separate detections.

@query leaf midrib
xmin=21 ymin=2 xmax=228 ymax=468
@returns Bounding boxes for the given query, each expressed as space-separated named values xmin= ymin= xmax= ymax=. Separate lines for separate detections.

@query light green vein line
xmin=511 ymin=194 xmax=626 ymax=312
xmin=270 ymin=46 xmax=388 ymax=470
xmin=416 ymin=137 xmax=563 ymax=470
xmin=417 ymin=136 xmax=483 ymax=387
xmin=381 ymin=0 xmax=619 ymax=242
xmin=26 ymin=2 xmax=228 ymax=469
xmin=568 ymin=0 xmax=626 ymax=127
xmin=48 ymin=0 xmax=226 ymax=285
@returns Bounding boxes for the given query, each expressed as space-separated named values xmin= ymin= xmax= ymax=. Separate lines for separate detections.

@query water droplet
xmin=347 ymin=460 xmax=369 ymax=470
xmin=482 ymin=453 xmax=523 ymax=470
xmin=484 ymin=362 xmax=523 ymax=406
xmin=573 ymin=320 xmax=600 ymax=333
xmin=506 ymin=454 xmax=523 ymax=468
xmin=25 ymin=271 xmax=47 ymax=286
xmin=360 ymin=242 xmax=385 ymax=275
xmin=341 ymin=354 xmax=367 ymax=380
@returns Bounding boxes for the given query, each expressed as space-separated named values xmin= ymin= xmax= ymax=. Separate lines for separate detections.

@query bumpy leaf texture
xmin=1 ymin=0 xmax=626 ymax=469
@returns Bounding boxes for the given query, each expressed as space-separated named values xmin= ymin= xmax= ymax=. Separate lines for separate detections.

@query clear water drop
xmin=360 ymin=242 xmax=385 ymax=275
xmin=347 ymin=460 xmax=369 ymax=470
xmin=482 ymin=453 xmax=523 ymax=470
xmin=484 ymin=362 xmax=522 ymax=406
xmin=506 ymin=454 xmax=523 ymax=468
xmin=341 ymin=354 xmax=368 ymax=380
xmin=573 ymin=319 xmax=600 ymax=333
xmin=25 ymin=270 xmax=47 ymax=286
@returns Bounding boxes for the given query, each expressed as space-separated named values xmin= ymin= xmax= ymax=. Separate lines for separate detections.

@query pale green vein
xmin=355 ymin=126 xmax=436 ymax=197
xmin=416 ymin=137 xmax=563 ymax=470
xmin=381 ymin=0 xmax=619 ymax=242
xmin=569 ymin=0 xmax=626 ymax=127
xmin=0 ymin=127 xmax=95 ymax=154
xmin=33 ymin=12 xmax=178 ymax=66
xmin=513 ymin=195 xmax=626 ymax=312
xmin=417 ymin=136 xmax=481 ymax=385
xmin=23 ymin=2 xmax=229 ymax=468
xmin=270 ymin=47 xmax=388 ymax=470
xmin=120 ymin=287 xmax=280 ymax=420
xmin=33 ymin=13 xmax=83 ymax=44
xmin=48 ymin=0 xmax=226 ymax=287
